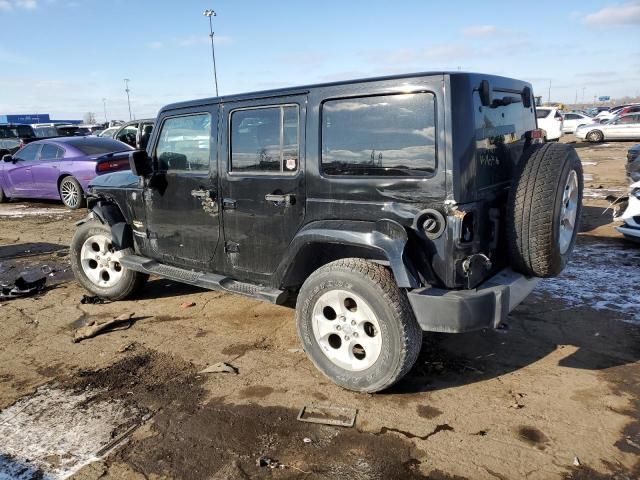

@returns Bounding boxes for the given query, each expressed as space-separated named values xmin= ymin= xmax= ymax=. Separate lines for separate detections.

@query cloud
xmin=363 ymin=44 xmax=474 ymax=66
xmin=461 ymin=25 xmax=498 ymax=37
xmin=146 ymin=35 xmax=231 ymax=49
xmin=583 ymin=1 xmax=640 ymax=26
xmin=0 ymin=0 xmax=38 ymax=10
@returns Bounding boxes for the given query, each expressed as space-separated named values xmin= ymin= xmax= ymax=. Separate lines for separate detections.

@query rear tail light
xmin=527 ymin=129 xmax=544 ymax=143
xmin=96 ymin=158 xmax=129 ymax=173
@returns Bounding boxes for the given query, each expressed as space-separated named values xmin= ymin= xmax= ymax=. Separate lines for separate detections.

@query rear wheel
xmin=586 ymin=130 xmax=604 ymax=143
xmin=59 ymin=176 xmax=86 ymax=209
xmin=296 ymin=258 xmax=422 ymax=393
xmin=71 ymin=220 xmax=148 ymax=300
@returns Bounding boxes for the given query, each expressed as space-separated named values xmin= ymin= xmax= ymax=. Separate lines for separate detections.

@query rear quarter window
xmin=321 ymin=92 xmax=436 ymax=177
xmin=536 ymin=109 xmax=551 ymax=119
xmin=64 ymin=138 xmax=133 ymax=155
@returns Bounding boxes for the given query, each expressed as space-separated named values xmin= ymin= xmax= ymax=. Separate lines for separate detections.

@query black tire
xmin=586 ymin=130 xmax=604 ymax=143
xmin=71 ymin=220 xmax=148 ymax=300
xmin=295 ymin=258 xmax=422 ymax=393
xmin=59 ymin=176 xmax=86 ymax=210
xmin=0 ymin=186 xmax=7 ymax=203
xmin=507 ymin=143 xmax=583 ymax=278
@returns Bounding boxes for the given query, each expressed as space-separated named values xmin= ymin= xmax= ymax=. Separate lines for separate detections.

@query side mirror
xmin=3 ymin=154 xmax=13 ymax=163
xmin=129 ymin=150 xmax=152 ymax=176
xmin=479 ymin=80 xmax=493 ymax=107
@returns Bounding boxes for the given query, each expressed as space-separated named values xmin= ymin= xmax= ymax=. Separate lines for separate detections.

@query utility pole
xmin=574 ymin=89 xmax=578 ymax=105
xmin=582 ymin=87 xmax=586 ymax=104
xmin=124 ymin=78 xmax=132 ymax=121
xmin=547 ymin=79 xmax=552 ymax=104
xmin=102 ymin=98 xmax=108 ymax=123
xmin=203 ymin=9 xmax=220 ymax=96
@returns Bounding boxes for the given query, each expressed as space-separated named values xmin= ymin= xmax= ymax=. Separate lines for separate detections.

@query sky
xmin=1 ymin=0 xmax=639 ymax=121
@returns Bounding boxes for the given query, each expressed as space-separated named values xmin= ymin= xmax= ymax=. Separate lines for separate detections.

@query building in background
xmin=0 ymin=114 xmax=81 ymax=125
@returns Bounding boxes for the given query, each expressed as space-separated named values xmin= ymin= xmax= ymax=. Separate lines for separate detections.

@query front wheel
xmin=0 ymin=186 xmax=7 ymax=203
xmin=71 ymin=220 xmax=148 ymax=300
xmin=59 ymin=176 xmax=86 ymax=209
xmin=296 ymin=258 xmax=422 ymax=393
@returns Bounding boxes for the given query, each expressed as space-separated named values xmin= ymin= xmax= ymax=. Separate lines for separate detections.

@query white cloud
xmin=146 ymin=35 xmax=231 ymax=49
xmin=461 ymin=25 xmax=498 ymax=37
xmin=583 ymin=1 xmax=640 ymax=26
xmin=0 ymin=0 xmax=38 ymax=10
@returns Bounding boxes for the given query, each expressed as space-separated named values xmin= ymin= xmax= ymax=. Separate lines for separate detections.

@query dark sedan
xmin=628 ymin=144 xmax=640 ymax=182
xmin=0 ymin=137 xmax=132 ymax=209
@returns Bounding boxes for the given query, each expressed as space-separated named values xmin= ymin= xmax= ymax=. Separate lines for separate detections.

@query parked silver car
xmin=575 ymin=113 xmax=640 ymax=142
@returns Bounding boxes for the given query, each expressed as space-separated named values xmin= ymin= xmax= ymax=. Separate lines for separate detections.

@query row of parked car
xmin=535 ymin=103 xmax=640 ymax=142
xmin=0 ymin=119 xmax=155 ymax=157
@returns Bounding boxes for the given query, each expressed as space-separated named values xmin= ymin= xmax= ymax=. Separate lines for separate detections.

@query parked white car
xmin=562 ymin=112 xmax=593 ymax=133
xmin=616 ymin=180 xmax=640 ymax=243
xmin=536 ymin=107 xmax=564 ymax=141
xmin=575 ymin=113 xmax=640 ymax=142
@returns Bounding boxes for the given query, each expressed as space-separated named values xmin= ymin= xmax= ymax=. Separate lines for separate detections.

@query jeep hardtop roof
xmin=161 ymin=71 xmax=530 ymax=113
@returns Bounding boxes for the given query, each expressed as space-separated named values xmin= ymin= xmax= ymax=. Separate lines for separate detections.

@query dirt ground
xmin=0 ymin=137 xmax=638 ymax=480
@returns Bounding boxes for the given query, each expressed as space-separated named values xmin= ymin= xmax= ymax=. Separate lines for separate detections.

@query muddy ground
xmin=0 ymin=137 xmax=638 ymax=480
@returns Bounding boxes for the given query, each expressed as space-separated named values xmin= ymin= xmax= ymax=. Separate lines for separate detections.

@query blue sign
xmin=0 ymin=114 xmax=51 ymax=124
xmin=598 ymin=96 xmax=611 ymax=101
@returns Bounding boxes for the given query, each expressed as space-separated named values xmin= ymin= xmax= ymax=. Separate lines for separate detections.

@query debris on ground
xmin=0 ymin=274 xmax=46 ymax=300
xmin=303 ymin=437 xmax=313 ymax=444
xmin=256 ymin=457 xmax=283 ymax=469
xmin=80 ymin=294 xmax=106 ymax=305
xmin=180 ymin=302 xmax=196 ymax=308
xmin=117 ymin=342 xmax=136 ymax=353
xmin=73 ymin=313 xmax=135 ymax=343
xmin=573 ymin=456 xmax=581 ymax=467
xmin=198 ymin=362 xmax=238 ymax=374
xmin=287 ymin=348 xmax=303 ymax=353
xmin=297 ymin=405 xmax=358 ymax=427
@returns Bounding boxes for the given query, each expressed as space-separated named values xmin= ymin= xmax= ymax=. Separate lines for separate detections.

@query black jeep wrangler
xmin=71 ymin=72 xmax=583 ymax=392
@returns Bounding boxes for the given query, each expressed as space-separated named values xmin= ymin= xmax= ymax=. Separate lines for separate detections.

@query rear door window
xmin=321 ymin=93 xmax=436 ymax=176
xmin=230 ymin=105 xmax=299 ymax=174
xmin=40 ymin=144 xmax=64 ymax=159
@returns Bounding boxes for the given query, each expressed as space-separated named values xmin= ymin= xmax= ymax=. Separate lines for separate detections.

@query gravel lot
xmin=0 ymin=137 xmax=638 ymax=480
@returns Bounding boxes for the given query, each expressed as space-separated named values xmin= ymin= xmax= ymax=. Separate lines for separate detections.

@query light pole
xmin=203 ymin=9 xmax=219 ymax=96
xmin=547 ymin=79 xmax=552 ymax=104
xmin=102 ymin=98 xmax=108 ymax=123
xmin=124 ymin=78 xmax=132 ymax=121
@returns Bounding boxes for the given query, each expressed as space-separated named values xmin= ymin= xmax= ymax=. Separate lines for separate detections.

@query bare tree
xmin=83 ymin=112 xmax=97 ymax=124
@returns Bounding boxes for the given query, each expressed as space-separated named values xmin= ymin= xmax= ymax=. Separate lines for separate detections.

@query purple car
xmin=0 ymin=137 xmax=133 ymax=209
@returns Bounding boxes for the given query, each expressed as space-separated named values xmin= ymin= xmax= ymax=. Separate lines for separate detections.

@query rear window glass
xmin=536 ymin=109 xmax=551 ymax=119
xmin=34 ymin=127 xmax=59 ymax=137
xmin=321 ymin=93 xmax=436 ymax=176
xmin=65 ymin=138 xmax=133 ymax=155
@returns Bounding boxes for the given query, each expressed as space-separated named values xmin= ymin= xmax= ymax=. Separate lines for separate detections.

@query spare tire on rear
xmin=507 ymin=143 xmax=583 ymax=278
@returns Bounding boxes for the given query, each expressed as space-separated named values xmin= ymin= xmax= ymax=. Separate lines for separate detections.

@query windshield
xmin=34 ymin=127 xmax=59 ymax=137
xmin=0 ymin=126 xmax=18 ymax=139
xmin=65 ymin=138 xmax=133 ymax=155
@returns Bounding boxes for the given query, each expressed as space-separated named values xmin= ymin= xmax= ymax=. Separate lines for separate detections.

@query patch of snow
xmin=0 ymin=386 xmax=142 ymax=479
xmin=534 ymin=243 xmax=640 ymax=323
xmin=0 ymin=205 xmax=70 ymax=217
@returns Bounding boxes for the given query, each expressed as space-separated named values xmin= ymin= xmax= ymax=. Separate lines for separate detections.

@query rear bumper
xmin=407 ymin=269 xmax=540 ymax=333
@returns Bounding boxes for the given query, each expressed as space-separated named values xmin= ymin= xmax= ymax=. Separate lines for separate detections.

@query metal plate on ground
xmin=297 ymin=405 xmax=357 ymax=427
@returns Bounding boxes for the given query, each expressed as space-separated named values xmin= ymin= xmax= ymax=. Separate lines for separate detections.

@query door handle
xmin=191 ymin=189 xmax=213 ymax=199
xmin=223 ymin=198 xmax=236 ymax=209
xmin=265 ymin=193 xmax=294 ymax=205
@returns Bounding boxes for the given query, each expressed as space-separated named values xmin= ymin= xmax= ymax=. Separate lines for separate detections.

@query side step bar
xmin=119 ymin=255 xmax=288 ymax=305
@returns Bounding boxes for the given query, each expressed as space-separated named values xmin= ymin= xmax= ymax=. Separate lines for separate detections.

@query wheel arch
xmin=84 ymin=199 xmax=134 ymax=251
xmin=275 ymin=219 xmax=420 ymax=290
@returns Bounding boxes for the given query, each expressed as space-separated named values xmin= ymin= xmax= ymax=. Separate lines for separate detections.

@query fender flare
xmin=276 ymin=219 xmax=419 ymax=289
xmin=78 ymin=201 xmax=133 ymax=251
